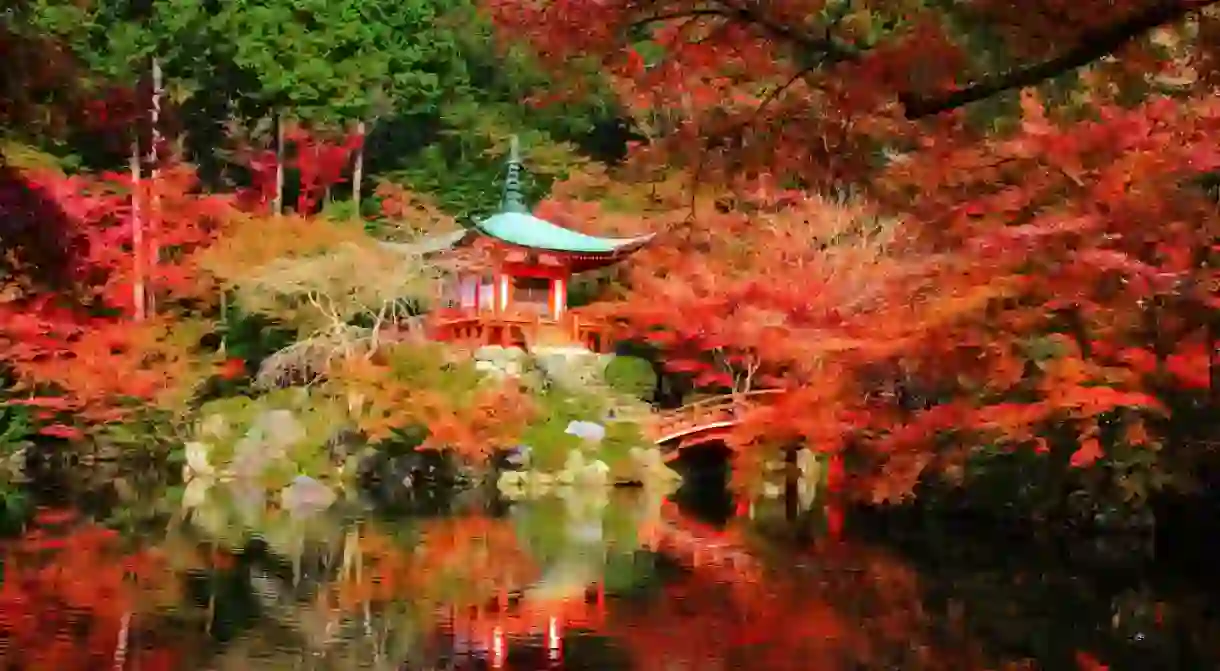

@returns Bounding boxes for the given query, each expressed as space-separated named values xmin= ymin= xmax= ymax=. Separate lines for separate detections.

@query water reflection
xmin=1 ymin=478 xmax=1218 ymax=670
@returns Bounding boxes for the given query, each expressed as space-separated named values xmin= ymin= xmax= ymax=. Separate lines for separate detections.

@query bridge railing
xmin=649 ymin=389 xmax=785 ymax=442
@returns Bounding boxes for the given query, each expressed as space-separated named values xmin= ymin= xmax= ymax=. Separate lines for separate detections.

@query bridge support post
xmin=783 ymin=443 xmax=800 ymax=523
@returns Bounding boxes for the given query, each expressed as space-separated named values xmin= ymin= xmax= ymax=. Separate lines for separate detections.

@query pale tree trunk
xmin=352 ymin=120 xmax=366 ymax=217
xmin=146 ymin=57 xmax=163 ymax=315
xmin=273 ymin=112 xmax=285 ymax=215
xmin=130 ymin=138 xmax=146 ymax=322
xmin=112 ymin=611 xmax=131 ymax=671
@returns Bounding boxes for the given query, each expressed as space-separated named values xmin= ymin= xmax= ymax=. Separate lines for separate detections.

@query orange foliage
xmin=494 ymin=0 xmax=1220 ymax=502
xmin=334 ymin=347 xmax=537 ymax=462
xmin=332 ymin=517 xmax=540 ymax=612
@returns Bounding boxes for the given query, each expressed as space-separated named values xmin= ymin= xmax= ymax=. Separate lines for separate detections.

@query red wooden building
xmin=422 ymin=137 xmax=652 ymax=351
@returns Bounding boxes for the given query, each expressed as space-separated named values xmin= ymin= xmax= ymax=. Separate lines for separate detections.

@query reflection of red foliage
xmin=0 ymin=509 xmax=181 ymax=671
xmin=1075 ymin=650 xmax=1110 ymax=671
xmin=613 ymin=535 xmax=992 ymax=671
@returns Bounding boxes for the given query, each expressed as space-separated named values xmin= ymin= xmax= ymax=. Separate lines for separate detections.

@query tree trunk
xmin=219 ymin=292 xmax=228 ymax=355
xmin=274 ymin=112 xmax=285 ymax=215
xmin=130 ymin=138 xmax=146 ymax=321
xmin=146 ymin=56 xmax=163 ymax=315
xmin=352 ymin=120 xmax=366 ymax=218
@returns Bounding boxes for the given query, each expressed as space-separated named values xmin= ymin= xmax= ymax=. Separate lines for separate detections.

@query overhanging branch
xmin=629 ymin=0 xmax=1218 ymax=119
xmin=900 ymin=0 xmax=1220 ymax=119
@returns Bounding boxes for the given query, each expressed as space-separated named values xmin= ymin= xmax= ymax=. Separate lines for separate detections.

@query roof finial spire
xmin=500 ymin=135 xmax=527 ymax=213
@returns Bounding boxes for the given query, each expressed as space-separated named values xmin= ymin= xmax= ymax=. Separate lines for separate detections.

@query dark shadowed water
xmin=1 ymin=459 xmax=1218 ymax=671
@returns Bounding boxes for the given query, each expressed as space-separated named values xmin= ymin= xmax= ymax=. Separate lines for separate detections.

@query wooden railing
xmin=647 ymin=390 xmax=785 ymax=444
xmin=420 ymin=308 xmax=617 ymax=352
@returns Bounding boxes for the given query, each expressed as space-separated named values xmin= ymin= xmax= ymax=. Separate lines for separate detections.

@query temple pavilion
xmin=417 ymin=136 xmax=652 ymax=351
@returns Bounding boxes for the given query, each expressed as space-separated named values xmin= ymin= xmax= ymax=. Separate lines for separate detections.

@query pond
xmin=1 ymin=463 xmax=1218 ymax=671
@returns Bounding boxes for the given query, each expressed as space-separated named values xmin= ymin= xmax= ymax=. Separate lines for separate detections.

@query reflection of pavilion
xmin=434 ymin=509 xmax=765 ymax=668
xmin=417 ymin=137 xmax=652 ymax=352
xmin=438 ymin=585 xmax=607 ymax=668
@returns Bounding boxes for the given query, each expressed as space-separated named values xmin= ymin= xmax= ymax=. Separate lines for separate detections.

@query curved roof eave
xmin=377 ymin=228 xmax=475 ymax=256
xmin=476 ymin=211 xmax=654 ymax=255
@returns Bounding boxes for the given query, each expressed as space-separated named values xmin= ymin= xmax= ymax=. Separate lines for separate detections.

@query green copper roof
xmin=474 ymin=135 xmax=654 ymax=254
xmin=477 ymin=211 xmax=653 ymax=254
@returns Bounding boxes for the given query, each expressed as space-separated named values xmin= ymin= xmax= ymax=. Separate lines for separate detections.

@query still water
xmin=1 ymin=464 xmax=1218 ymax=671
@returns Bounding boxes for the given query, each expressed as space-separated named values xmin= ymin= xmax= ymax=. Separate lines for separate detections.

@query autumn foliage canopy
xmin=0 ymin=1 xmax=1216 ymax=508
xmin=490 ymin=0 xmax=1220 ymax=502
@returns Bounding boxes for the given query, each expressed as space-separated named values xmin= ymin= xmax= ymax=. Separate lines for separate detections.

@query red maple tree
xmin=490 ymin=0 xmax=1220 ymax=503
xmin=0 ymin=160 xmax=233 ymax=434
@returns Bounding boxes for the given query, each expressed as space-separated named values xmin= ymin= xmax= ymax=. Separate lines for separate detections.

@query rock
xmin=579 ymin=459 xmax=611 ymax=487
xmin=232 ymin=434 xmax=279 ymax=480
xmin=260 ymin=409 xmax=305 ymax=451
xmin=230 ymin=481 xmax=267 ymax=525
xmin=565 ymin=420 xmax=606 ymax=444
xmin=184 ymin=441 xmax=213 ymax=479
xmin=563 ymin=448 xmax=586 ymax=472
xmin=281 ymin=475 xmax=336 ymax=516
xmin=497 ymin=470 xmax=527 ymax=498
xmin=325 ymin=427 xmax=363 ymax=463
xmin=628 ymin=446 xmax=681 ymax=484
xmin=504 ymin=444 xmax=532 ymax=468
xmin=474 ymin=348 xmax=529 ymax=378
xmin=182 ymin=476 xmax=212 ymax=509
xmin=200 ymin=413 xmax=230 ymax=441
xmin=526 ymin=472 xmax=556 ymax=497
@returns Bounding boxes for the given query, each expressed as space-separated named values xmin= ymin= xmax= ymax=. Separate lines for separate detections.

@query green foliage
xmin=0 ymin=405 xmax=33 ymax=452
xmin=603 ymin=356 xmax=657 ymax=401
xmin=0 ymin=142 xmax=73 ymax=172
xmin=17 ymin=0 xmax=624 ymax=213
xmin=195 ymin=388 xmax=348 ymax=487
xmin=518 ymin=388 xmax=645 ymax=473
xmin=377 ymin=114 xmax=593 ymax=220
xmin=216 ymin=307 xmax=299 ymax=368
xmin=0 ymin=485 xmax=28 ymax=534
xmin=510 ymin=491 xmax=658 ymax=572
xmin=509 ymin=495 xmax=574 ymax=561
xmin=96 ymin=408 xmax=185 ymax=456
xmin=360 ymin=2 xmax=620 ymax=219
xmin=376 ymin=344 xmax=488 ymax=406
xmin=213 ymin=0 xmax=463 ymax=125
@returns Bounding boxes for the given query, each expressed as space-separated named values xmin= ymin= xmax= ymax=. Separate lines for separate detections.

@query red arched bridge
xmin=645 ymin=390 xmax=786 ymax=460
xmin=644 ymin=390 xmax=847 ymax=512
